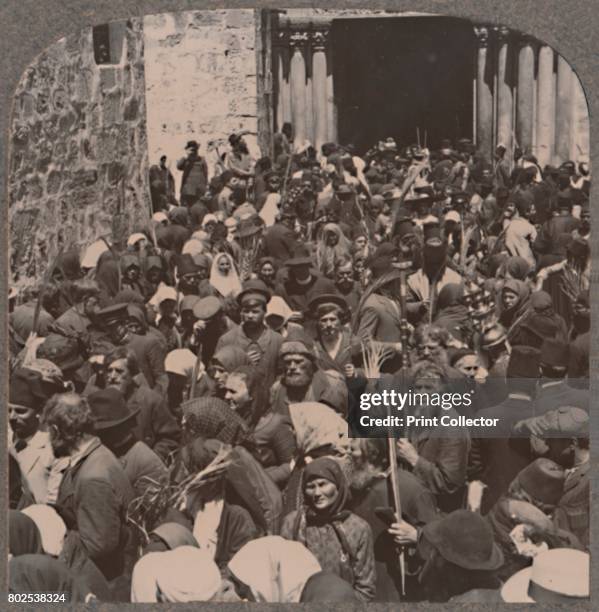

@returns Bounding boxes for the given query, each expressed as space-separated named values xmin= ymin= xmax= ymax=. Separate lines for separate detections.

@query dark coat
xmin=355 ymin=294 xmax=402 ymax=373
xmin=350 ymin=473 xmax=438 ymax=601
xmin=534 ymin=380 xmax=589 ymax=414
xmin=126 ymin=332 xmax=168 ymax=396
xmin=470 ymin=396 xmax=535 ymax=513
xmin=263 ymin=223 xmax=299 ymax=266
xmin=407 ymin=410 xmax=470 ymax=512
xmin=55 ymin=439 xmax=134 ymax=581
xmin=554 ymin=461 xmax=589 ymax=549
xmin=128 ymin=380 xmax=181 ymax=461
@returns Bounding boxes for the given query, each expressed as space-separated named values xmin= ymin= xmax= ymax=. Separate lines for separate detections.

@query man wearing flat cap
xmin=215 ymin=280 xmax=282 ymax=387
xmin=177 ymin=140 xmax=208 ymax=207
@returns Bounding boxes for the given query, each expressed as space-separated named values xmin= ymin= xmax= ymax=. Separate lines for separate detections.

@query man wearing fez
xmin=215 ymin=280 xmax=282 ymax=387
xmin=9 ymin=366 xmax=64 ymax=505
xmin=177 ymin=140 xmax=208 ymax=207
xmin=45 ymin=392 xmax=135 ymax=581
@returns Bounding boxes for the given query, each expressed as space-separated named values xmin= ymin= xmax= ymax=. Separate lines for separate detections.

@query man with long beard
xmin=348 ymin=438 xmax=439 ymax=601
xmin=270 ymin=338 xmax=348 ymax=417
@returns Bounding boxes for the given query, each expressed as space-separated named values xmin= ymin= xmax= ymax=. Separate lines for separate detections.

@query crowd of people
xmin=8 ymin=126 xmax=590 ymax=603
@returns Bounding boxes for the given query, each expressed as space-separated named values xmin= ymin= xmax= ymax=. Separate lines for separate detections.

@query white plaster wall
xmin=143 ymin=10 xmax=259 ymax=196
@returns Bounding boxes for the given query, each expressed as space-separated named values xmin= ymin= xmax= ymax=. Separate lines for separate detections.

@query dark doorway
xmin=332 ymin=17 xmax=475 ymax=154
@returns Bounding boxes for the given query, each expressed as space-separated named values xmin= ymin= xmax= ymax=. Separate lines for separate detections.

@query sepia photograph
xmin=6 ymin=6 xmax=590 ymax=605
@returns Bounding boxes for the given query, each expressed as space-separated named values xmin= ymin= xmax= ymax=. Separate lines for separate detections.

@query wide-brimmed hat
xmin=9 ymin=368 xmax=53 ymax=411
xmin=539 ymin=338 xmax=568 ymax=368
xmin=511 ymin=458 xmax=565 ymax=507
xmin=286 ymin=244 xmax=313 ymax=267
xmin=501 ymin=548 xmax=589 ymax=603
xmin=422 ymin=510 xmax=504 ymax=571
xmin=88 ymin=388 xmax=139 ymax=430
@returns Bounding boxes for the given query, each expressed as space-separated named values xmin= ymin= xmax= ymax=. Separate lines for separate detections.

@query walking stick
xmin=388 ymin=260 xmax=412 ymax=596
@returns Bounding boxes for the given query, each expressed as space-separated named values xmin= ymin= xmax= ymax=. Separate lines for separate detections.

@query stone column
xmin=554 ymin=54 xmax=573 ymax=164
xmin=535 ymin=45 xmax=555 ymax=167
xmin=289 ymin=30 xmax=308 ymax=147
xmin=495 ymin=27 xmax=513 ymax=158
xmin=312 ymin=27 xmax=329 ymax=152
xmin=474 ymin=26 xmax=493 ymax=159
xmin=516 ymin=35 xmax=535 ymax=153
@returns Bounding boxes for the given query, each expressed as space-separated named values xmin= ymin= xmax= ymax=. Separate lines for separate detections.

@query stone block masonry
xmin=144 ymin=10 xmax=260 ymax=195
xmin=8 ymin=18 xmax=150 ymax=289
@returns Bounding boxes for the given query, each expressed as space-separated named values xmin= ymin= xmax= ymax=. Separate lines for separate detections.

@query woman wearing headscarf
xmin=194 ymin=345 xmax=251 ymax=399
xmin=316 ymin=223 xmax=352 ymax=279
xmin=131 ymin=546 xmax=228 ymax=602
xmin=498 ymin=279 xmax=531 ymax=331
xmin=280 ymin=456 xmax=376 ymax=601
xmin=21 ymin=505 xmax=66 ymax=557
xmin=498 ymin=255 xmax=531 ymax=282
xmin=511 ymin=290 xmax=568 ymax=348
xmin=300 ymin=571 xmax=360 ymax=602
xmin=143 ymin=523 xmax=199 ymax=554
xmin=10 ymin=509 xmax=111 ymax=601
xmin=225 ymin=366 xmax=297 ymax=487
xmin=9 ymin=510 xmax=43 ymax=556
xmin=433 ymin=283 xmax=472 ymax=344
xmin=120 ymin=254 xmax=146 ymax=297
xmin=9 ymin=555 xmax=96 ymax=602
xmin=227 ymin=536 xmax=321 ymax=603
xmin=209 ymin=252 xmax=242 ymax=300
xmin=255 ymin=257 xmax=278 ymax=291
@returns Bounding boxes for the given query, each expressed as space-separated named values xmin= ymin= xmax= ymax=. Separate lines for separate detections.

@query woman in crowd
xmin=280 ymin=456 xmax=376 ymax=601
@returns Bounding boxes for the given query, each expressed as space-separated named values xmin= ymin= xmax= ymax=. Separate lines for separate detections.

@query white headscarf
xmin=228 ymin=536 xmax=321 ymax=603
xmin=80 ymin=239 xmax=109 ymax=270
xmin=21 ymin=504 xmax=66 ymax=557
xmin=131 ymin=547 xmax=221 ymax=603
xmin=209 ymin=252 xmax=242 ymax=298
xmin=164 ymin=348 xmax=204 ymax=381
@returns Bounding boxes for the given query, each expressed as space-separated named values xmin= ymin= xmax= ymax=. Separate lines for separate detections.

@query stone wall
xmin=143 ymin=10 xmax=259 ymax=195
xmin=8 ymin=18 xmax=150 ymax=288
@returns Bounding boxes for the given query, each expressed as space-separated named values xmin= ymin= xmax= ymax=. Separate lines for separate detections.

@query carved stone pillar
xmin=535 ymin=45 xmax=555 ymax=167
xmin=474 ymin=26 xmax=493 ymax=159
xmin=289 ymin=30 xmax=309 ymax=147
xmin=555 ymin=54 xmax=573 ymax=164
xmin=312 ymin=27 xmax=329 ymax=152
xmin=274 ymin=26 xmax=292 ymax=131
xmin=495 ymin=27 xmax=513 ymax=158
xmin=516 ymin=35 xmax=535 ymax=153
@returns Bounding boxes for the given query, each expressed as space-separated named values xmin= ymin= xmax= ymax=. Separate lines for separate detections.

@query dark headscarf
xmin=9 ymin=555 xmax=90 ymax=602
xmin=434 ymin=283 xmax=470 ymax=342
xmin=55 ymin=250 xmax=82 ymax=281
xmin=303 ymin=457 xmax=350 ymax=525
xmin=95 ymin=256 xmax=120 ymax=299
xmin=169 ymin=206 xmax=189 ymax=227
xmin=499 ymin=279 xmax=531 ymax=329
xmin=500 ymin=256 xmax=530 ymax=281
xmin=9 ymin=511 xmax=43 ymax=556
xmin=300 ymin=571 xmax=360 ymax=602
